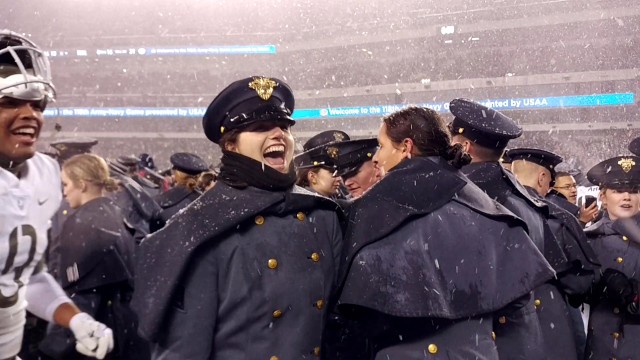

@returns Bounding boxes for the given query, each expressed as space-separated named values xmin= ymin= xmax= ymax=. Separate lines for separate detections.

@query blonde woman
xmin=40 ymin=154 xmax=149 ymax=360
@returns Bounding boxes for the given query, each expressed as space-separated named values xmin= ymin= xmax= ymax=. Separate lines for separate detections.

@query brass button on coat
xmin=623 ymin=236 xmax=629 ymax=241
xmin=534 ymin=299 xmax=541 ymax=307
xmin=310 ymin=253 xmax=320 ymax=262
xmin=268 ymin=259 xmax=278 ymax=269
xmin=272 ymin=309 xmax=282 ymax=318
xmin=491 ymin=331 xmax=496 ymax=341
xmin=315 ymin=299 xmax=325 ymax=310
xmin=255 ymin=215 xmax=265 ymax=225
xmin=498 ymin=316 xmax=507 ymax=324
xmin=296 ymin=212 xmax=306 ymax=221
xmin=427 ymin=343 xmax=438 ymax=354
xmin=616 ymin=257 xmax=624 ymax=264
xmin=270 ymin=357 xmax=279 ymax=360
xmin=612 ymin=332 xmax=620 ymax=339
xmin=313 ymin=347 xmax=321 ymax=356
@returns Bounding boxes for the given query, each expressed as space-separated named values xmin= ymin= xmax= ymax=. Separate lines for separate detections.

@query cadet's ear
xmin=457 ymin=139 xmax=471 ymax=154
xmin=402 ymin=138 xmax=415 ymax=158
xmin=537 ymin=171 xmax=547 ymax=188
xmin=308 ymin=170 xmax=318 ymax=185
xmin=79 ymin=180 xmax=88 ymax=193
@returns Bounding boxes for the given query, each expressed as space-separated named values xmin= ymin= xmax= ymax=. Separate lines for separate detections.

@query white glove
xmin=69 ymin=312 xmax=115 ymax=359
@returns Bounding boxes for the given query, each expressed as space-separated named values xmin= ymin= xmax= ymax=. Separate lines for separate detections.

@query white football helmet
xmin=0 ymin=29 xmax=56 ymax=104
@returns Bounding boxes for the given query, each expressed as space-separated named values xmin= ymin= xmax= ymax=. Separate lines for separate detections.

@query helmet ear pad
xmin=0 ymin=30 xmax=56 ymax=102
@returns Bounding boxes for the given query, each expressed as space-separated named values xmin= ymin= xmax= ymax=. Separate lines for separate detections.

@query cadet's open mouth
xmin=263 ymin=144 xmax=286 ymax=170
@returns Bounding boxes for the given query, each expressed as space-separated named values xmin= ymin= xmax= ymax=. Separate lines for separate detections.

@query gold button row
xmin=267 ymin=253 xmax=321 ymax=270
xmin=255 ymin=212 xmax=307 ymax=225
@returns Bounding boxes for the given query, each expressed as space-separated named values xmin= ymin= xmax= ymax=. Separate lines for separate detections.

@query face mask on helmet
xmin=0 ymin=29 xmax=55 ymax=107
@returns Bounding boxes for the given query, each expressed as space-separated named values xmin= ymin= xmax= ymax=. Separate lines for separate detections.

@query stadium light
xmin=440 ymin=25 xmax=455 ymax=35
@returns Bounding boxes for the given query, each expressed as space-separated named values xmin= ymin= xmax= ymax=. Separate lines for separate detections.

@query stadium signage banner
xmin=44 ymin=92 xmax=634 ymax=118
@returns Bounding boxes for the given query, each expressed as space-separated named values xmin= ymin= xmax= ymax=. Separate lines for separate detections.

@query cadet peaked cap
xmin=294 ymin=130 xmax=352 ymax=170
xmin=333 ymin=138 xmax=379 ymax=178
xmin=628 ymin=137 xmax=640 ymax=156
xmin=202 ymin=76 xmax=295 ymax=144
xmin=116 ymin=155 xmax=140 ymax=167
xmin=170 ymin=152 xmax=209 ymax=175
xmin=507 ymin=148 xmax=563 ymax=177
xmin=449 ymin=98 xmax=522 ymax=150
xmin=302 ymin=130 xmax=350 ymax=152
xmin=50 ymin=138 xmax=98 ymax=154
xmin=294 ymin=144 xmax=339 ymax=170
xmin=587 ymin=156 xmax=640 ymax=190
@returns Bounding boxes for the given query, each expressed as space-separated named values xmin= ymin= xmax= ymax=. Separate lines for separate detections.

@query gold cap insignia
xmin=248 ymin=77 xmax=278 ymax=101
xmin=618 ymin=158 xmax=635 ymax=173
xmin=327 ymin=146 xmax=339 ymax=159
xmin=333 ymin=132 xmax=345 ymax=142
xmin=458 ymin=127 xmax=464 ymax=134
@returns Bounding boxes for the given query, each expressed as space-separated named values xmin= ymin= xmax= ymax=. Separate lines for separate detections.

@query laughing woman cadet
xmin=133 ymin=77 xmax=343 ymax=360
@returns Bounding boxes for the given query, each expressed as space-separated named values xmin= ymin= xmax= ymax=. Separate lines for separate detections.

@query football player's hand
xmin=69 ymin=312 xmax=114 ymax=359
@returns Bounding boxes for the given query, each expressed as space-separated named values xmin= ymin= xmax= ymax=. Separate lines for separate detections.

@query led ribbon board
xmin=44 ymin=93 xmax=635 ymax=118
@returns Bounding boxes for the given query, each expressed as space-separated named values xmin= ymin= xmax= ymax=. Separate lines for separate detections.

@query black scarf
xmin=218 ymin=151 xmax=296 ymax=191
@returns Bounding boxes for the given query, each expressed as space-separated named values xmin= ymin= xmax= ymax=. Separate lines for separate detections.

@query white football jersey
xmin=0 ymin=153 xmax=61 ymax=357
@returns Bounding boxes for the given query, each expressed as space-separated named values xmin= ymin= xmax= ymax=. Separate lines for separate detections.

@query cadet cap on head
xmin=294 ymin=130 xmax=352 ymax=170
xmin=302 ymin=130 xmax=350 ymax=152
xmin=202 ymin=76 xmax=295 ymax=144
xmin=50 ymin=137 xmax=98 ymax=154
xmin=628 ymin=137 xmax=640 ymax=156
xmin=117 ymin=155 xmax=140 ymax=168
xmin=507 ymin=148 xmax=563 ymax=178
xmin=449 ymin=98 xmax=522 ymax=150
xmin=294 ymin=144 xmax=339 ymax=171
xmin=587 ymin=156 xmax=640 ymax=191
xmin=332 ymin=138 xmax=379 ymax=178
xmin=170 ymin=152 xmax=209 ymax=176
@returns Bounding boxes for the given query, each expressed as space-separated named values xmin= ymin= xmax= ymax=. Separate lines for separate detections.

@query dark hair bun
xmin=443 ymin=143 xmax=472 ymax=169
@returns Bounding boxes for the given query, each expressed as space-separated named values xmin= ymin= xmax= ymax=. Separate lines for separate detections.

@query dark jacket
xmin=535 ymin=188 xmax=601 ymax=360
xmin=546 ymin=189 xmax=580 ymax=218
xmin=325 ymin=158 xmax=554 ymax=359
xmin=40 ymin=198 xmax=149 ymax=360
xmin=150 ymin=185 xmax=201 ymax=232
xmin=463 ymin=162 xmax=578 ymax=360
xmin=109 ymin=176 xmax=162 ymax=242
xmin=584 ymin=215 xmax=640 ymax=360
xmin=132 ymin=183 xmax=343 ymax=359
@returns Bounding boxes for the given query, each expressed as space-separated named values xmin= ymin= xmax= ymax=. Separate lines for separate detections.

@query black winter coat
xmin=40 ymin=197 xmax=149 ymax=360
xmin=325 ymin=158 xmax=554 ymax=360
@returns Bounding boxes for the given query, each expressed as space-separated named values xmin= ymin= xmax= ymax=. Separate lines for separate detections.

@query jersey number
xmin=0 ymin=225 xmax=37 ymax=308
